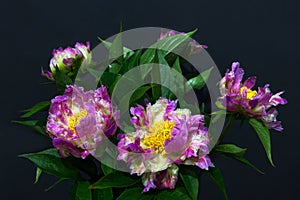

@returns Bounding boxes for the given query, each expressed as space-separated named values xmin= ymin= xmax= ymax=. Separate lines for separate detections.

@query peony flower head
xmin=158 ymin=29 xmax=208 ymax=55
xmin=46 ymin=85 xmax=117 ymax=159
xmin=218 ymin=62 xmax=287 ymax=131
xmin=42 ymin=42 xmax=91 ymax=80
xmin=117 ymin=98 xmax=213 ymax=191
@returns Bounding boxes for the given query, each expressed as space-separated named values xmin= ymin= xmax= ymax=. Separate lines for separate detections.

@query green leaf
xmin=200 ymin=103 xmax=205 ymax=114
xmin=157 ymin=50 xmax=173 ymax=98
xmin=53 ymin=69 xmax=73 ymax=93
xmin=231 ymin=156 xmax=264 ymax=174
xmin=172 ymin=57 xmax=182 ymax=74
xmin=215 ymin=101 xmax=225 ymax=109
xmin=116 ymin=187 xmax=154 ymax=200
xmin=100 ymin=72 xmax=121 ymax=89
xmin=140 ymin=30 xmax=197 ymax=65
xmin=149 ymin=51 xmax=162 ymax=99
xmin=169 ymin=57 xmax=185 ymax=100
xmin=34 ymin=167 xmax=42 ymax=184
xmin=215 ymin=147 xmax=265 ymax=174
xmin=21 ymin=101 xmax=50 ymax=118
xmin=90 ymin=172 xmax=139 ymax=189
xmin=85 ymin=67 xmax=102 ymax=80
xmin=67 ymin=156 xmax=98 ymax=178
xmin=109 ymin=33 xmax=123 ymax=64
xmin=213 ymin=144 xmax=247 ymax=157
xmin=13 ymin=120 xmax=40 ymax=127
xmin=151 ymin=84 xmax=161 ymax=101
xmin=101 ymin=163 xmax=115 ymax=175
xmin=108 ymin=63 xmax=122 ymax=74
xmin=139 ymin=31 xmax=196 ymax=80
xmin=108 ymin=75 xmax=122 ymax=95
xmin=211 ymin=110 xmax=227 ymax=124
xmin=186 ymin=67 xmax=213 ymax=90
xmin=45 ymin=178 xmax=67 ymax=191
xmin=204 ymin=115 xmax=211 ymax=126
xmin=69 ymin=181 xmax=93 ymax=200
xmin=19 ymin=148 xmax=80 ymax=180
xmin=180 ymin=169 xmax=199 ymax=200
xmin=207 ymin=167 xmax=228 ymax=200
xmin=92 ymin=188 xmax=113 ymax=200
xmin=97 ymin=37 xmax=132 ymax=56
xmin=140 ymin=48 xmax=156 ymax=65
xmin=75 ymin=181 xmax=92 ymax=200
xmin=12 ymin=120 xmax=48 ymax=137
xmin=119 ymin=49 xmax=142 ymax=75
xmin=157 ymin=187 xmax=191 ymax=200
xmin=249 ymin=118 xmax=275 ymax=166
xmin=129 ymin=85 xmax=152 ymax=105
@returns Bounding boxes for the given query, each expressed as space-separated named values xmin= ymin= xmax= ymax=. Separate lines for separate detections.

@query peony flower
xmin=42 ymin=42 xmax=91 ymax=80
xmin=46 ymin=85 xmax=118 ymax=159
xmin=117 ymin=98 xmax=213 ymax=192
xmin=218 ymin=62 xmax=287 ymax=131
xmin=158 ymin=29 xmax=208 ymax=55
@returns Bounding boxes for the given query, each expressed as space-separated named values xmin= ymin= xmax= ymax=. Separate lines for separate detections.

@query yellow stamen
xmin=143 ymin=121 xmax=175 ymax=154
xmin=68 ymin=109 xmax=88 ymax=133
xmin=240 ymin=86 xmax=257 ymax=99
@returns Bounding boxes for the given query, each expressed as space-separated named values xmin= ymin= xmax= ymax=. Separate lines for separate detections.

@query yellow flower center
xmin=68 ymin=109 xmax=88 ymax=133
xmin=240 ymin=86 xmax=257 ymax=99
xmin=143 ymin=121 xmax=175 ymax=153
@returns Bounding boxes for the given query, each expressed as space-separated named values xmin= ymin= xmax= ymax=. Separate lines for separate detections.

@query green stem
xmin=217 ymin=115 xmax=235 ymax=145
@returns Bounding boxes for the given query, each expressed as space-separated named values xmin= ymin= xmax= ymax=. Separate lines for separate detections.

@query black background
xmin=2 ymin=0 xmax=299 ymax=199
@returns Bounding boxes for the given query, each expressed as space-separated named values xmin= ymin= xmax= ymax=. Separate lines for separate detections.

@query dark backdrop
xmin=2 ymin=0 xmax=299 ymax=199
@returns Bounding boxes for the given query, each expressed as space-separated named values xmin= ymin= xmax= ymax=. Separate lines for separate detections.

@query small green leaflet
xmin=12 ymin=120 xmax=48 ymax=137
xmin=21 ymin=101 xmax=50 ymax=118
xmin=207 ymin=167 xmax=228 ymax=200
xmin=213 ymin=144 xmax=247 ymax=157
xmin=97 ymin=36 xmax=133 ymax=56
xmin=186 ymin=67 xmax=213 ymax=91
xmin=249 ymin=118 xmax=275 ymax=166
xmin=34 ymin=167 xmax=42 ymax=184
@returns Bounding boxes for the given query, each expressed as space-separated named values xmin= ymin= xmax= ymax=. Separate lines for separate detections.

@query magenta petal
xmin=196 ymin=155 xmax=214 ymax=170
xmin=41 ymin=68 xmax=54 ymax=81
xmin=243 ymin=76 xmax=257 ymax=89
xmin=53 ymin=137 xmax=82 ymax=158
xmin=269 ymin=91 xmax=288 ymax=106
xmin=165 ymin=120 xmax=188 ymax=157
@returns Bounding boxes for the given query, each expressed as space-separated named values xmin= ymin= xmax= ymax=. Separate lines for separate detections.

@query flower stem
xmin=217 ymin=114 xmax=235 ymax=145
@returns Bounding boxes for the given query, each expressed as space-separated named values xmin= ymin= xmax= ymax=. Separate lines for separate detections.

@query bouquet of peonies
xmin=15 ymin=28 xmax=287 ymax=200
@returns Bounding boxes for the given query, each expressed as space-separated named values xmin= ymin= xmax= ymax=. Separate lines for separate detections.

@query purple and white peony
xmin=117 ymin=98 xmax=213 ymax=192
xmin=46 ymin=85 xmax=117 ymax=159
xmin=218 ymin=62 xmax=287 ymax=131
